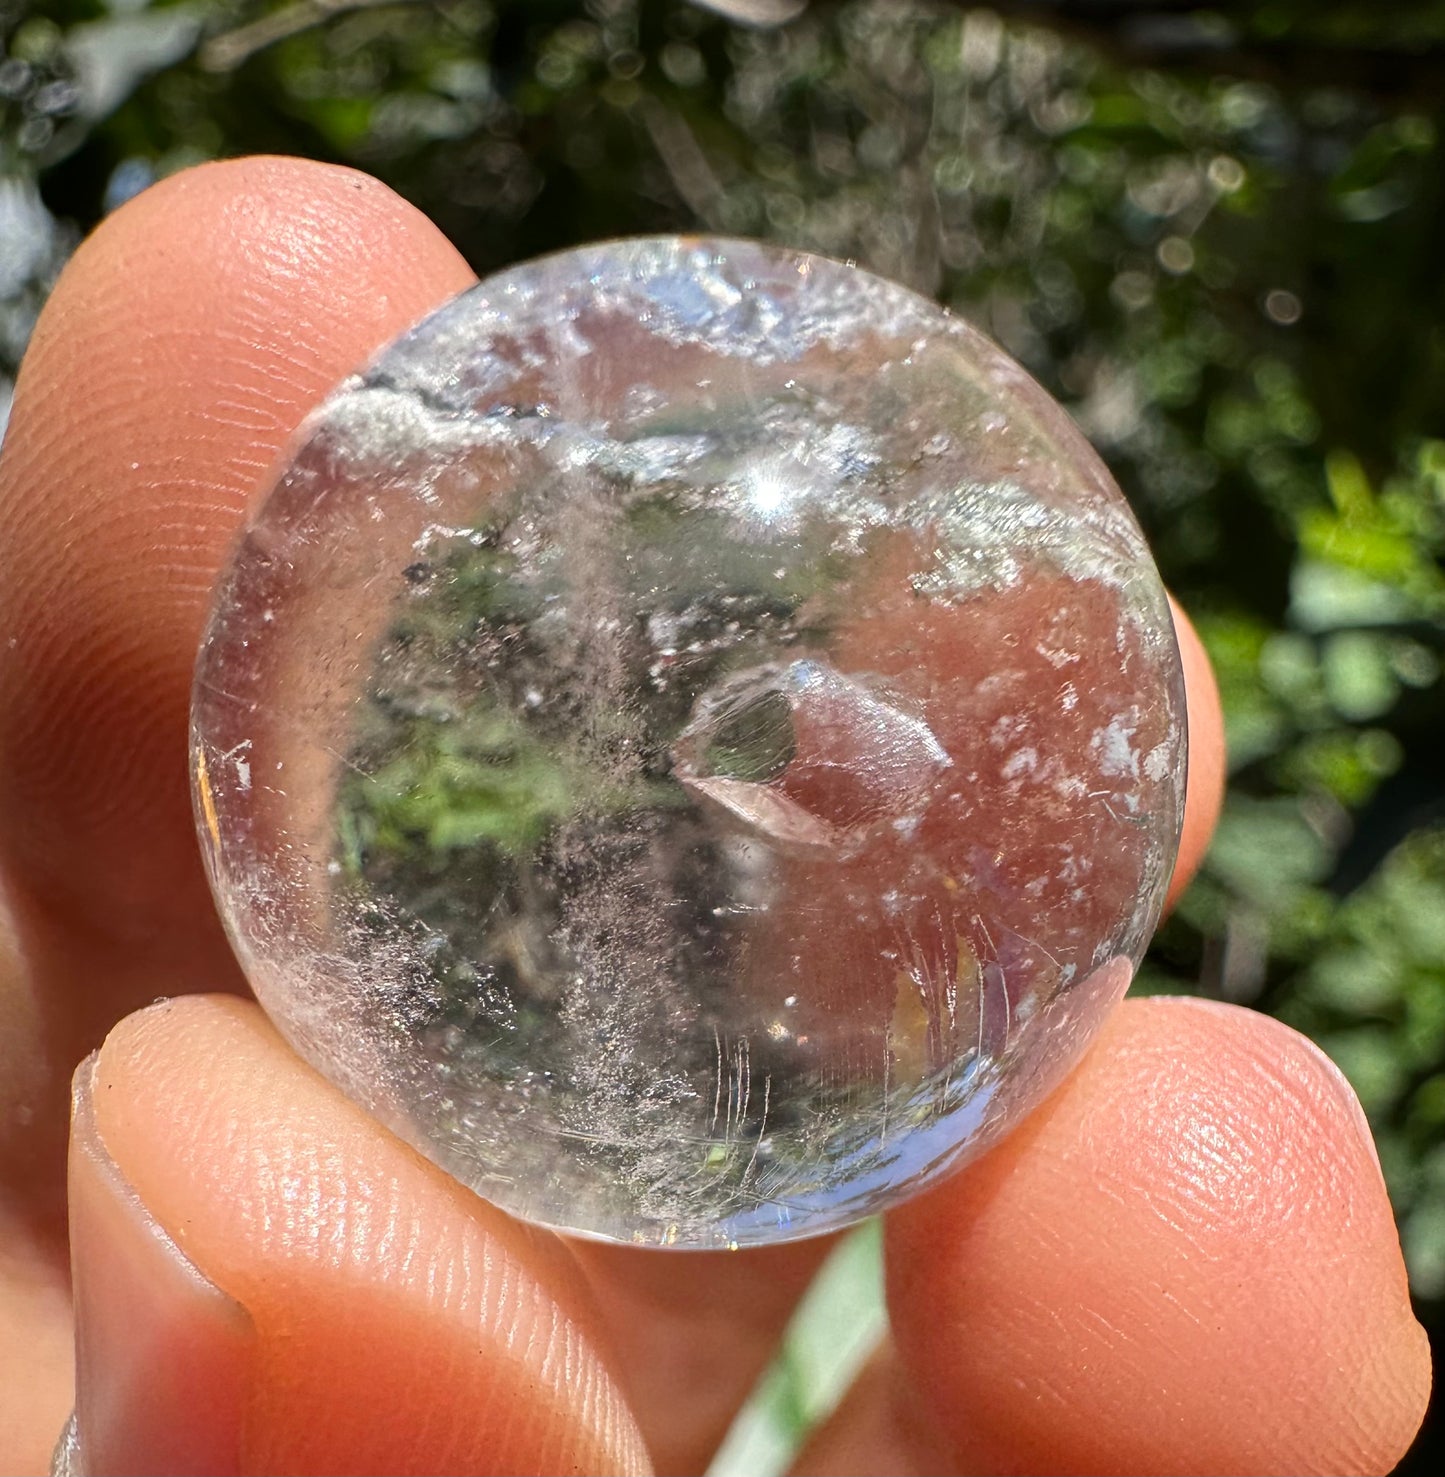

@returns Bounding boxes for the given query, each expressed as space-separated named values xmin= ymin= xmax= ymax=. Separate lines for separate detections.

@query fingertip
xmin=1167 ymin=597 xmax=1225 ymax=910
xmin=89 ymin=996 xmax=649 ymax=1476
xmin=68 ymin=1051 xmax=253 ymax=1476
xmin=29 ymin=156 xmax=473 ymax=403
xmin=886 ymin=995 xmax=1430 ymax=1475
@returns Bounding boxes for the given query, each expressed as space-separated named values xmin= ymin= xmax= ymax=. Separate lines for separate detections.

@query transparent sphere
xmin=193 ymin=238 xmax=1186 ymax=1248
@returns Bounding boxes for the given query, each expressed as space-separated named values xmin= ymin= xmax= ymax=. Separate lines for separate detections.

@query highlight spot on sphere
xmin=192 ymin=238 xmax=1186 ymax=1248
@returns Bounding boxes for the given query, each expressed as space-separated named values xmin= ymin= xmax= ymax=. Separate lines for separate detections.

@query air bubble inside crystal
xmin=192 ymin=238 xmax=1186 ymax=1247
xmin=673 ymin=660 xmax=951 ymax=854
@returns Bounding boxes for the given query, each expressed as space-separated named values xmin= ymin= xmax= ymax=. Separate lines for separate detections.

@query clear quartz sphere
xmin=193 ymin=238 xmax=1186 ymax=1248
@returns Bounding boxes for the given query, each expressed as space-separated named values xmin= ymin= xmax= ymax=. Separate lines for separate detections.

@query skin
xmin=0 ymin=156 xmax=1429 ymax=1476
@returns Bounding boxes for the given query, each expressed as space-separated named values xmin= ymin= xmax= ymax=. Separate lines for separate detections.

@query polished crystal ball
xmin=193 ymin=238 xmax=1186 ymax=1247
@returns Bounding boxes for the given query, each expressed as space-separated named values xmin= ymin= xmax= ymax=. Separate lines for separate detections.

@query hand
xmin=0 ymin=157 xmax=1429 ymax=1477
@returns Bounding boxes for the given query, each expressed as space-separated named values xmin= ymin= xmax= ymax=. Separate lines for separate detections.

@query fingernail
xmin=50 ymin=1411 xmax=82 ymax=1476
xmin=69 ymin=1054 xmax=254 ymax=1477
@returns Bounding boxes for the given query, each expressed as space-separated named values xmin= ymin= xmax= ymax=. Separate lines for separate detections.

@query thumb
xmin=65 ymin=1063 xmax=250 ymax=1475
xmin=64 ymin=997 xmax=649 ymax=1476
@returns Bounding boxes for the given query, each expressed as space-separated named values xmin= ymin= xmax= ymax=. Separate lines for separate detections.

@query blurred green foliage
xmin=3 ymin=0 xmax=1442 ymax=1465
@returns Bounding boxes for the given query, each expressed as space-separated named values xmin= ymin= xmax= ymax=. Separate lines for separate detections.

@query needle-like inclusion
xmin=192 ymin=238 xmax=1186 ymax=1247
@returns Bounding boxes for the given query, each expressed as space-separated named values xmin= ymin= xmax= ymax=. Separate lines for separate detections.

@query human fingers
xmin=0 ymin=155 xmax=476 ymax=1208
xmin=62 ymin=994 xmax=648 ymax=1475
xmin=0 ymin=156 xmax=476 ymax=1468
xmin=882 ymin=996 xmax=1430 ymax=1475
xmin=1166 ymin=597 xmax=1224 ymax=911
